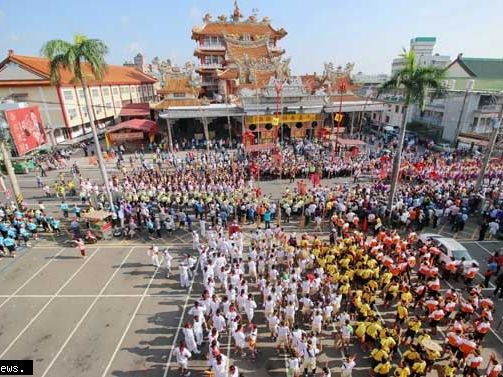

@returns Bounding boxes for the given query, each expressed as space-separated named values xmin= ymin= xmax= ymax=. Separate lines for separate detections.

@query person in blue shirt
xmin=263 ymin=209 xmax=272 ymax=229
xmin=50 ymin=218 xmax=61 ymax=235
xmin=73 ymin=204 xmax=81 ymax=218
xmin=27 ymin=220 xmax=38 ymax=240
xmin=3 ymin=236 xmax=16 ymax=257
xmin=60 ymin=201 xmax=69 ymax=218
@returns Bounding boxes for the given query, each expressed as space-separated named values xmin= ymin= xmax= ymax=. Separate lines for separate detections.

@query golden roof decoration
xmin=217 ymin=14 xmax=228 ymax=23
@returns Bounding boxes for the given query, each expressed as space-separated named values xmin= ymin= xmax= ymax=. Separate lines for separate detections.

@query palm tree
xmin=41 ymin=34 xmax=114 ymax=210
xmin=380 ymin=49 xmax=444 ymax=212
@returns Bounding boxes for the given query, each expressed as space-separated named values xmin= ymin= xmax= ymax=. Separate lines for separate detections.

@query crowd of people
xmin=162 ymin=211 xmax=503 ymax=377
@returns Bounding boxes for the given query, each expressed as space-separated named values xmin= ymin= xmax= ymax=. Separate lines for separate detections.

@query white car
xmin=418 ymin=233 xmax=443 ymax=244
xmin=418 ymin=233 xmax=478 ymax=268
xmin=436 ymin=237 xmax=478 ymax=268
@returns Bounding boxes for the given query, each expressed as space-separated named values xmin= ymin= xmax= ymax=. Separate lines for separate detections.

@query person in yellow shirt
xmin=403 ymin=347 xmax=421 ymax=365
xmin=411 ymin=358 xmax=426 ymax=376
xmin=394 ymin=361 xmax=411 ymax=377
xmin=443 ymin=360 xmax=457 ymax=377
xmin=374 ymin=360 xmax=392 ymax=377
xmin=396 ymin=301 xmax=409 ymax=325
xmin=371 ymin=347 xmax=389 ymax=368
xmin=403 ymin=318 xmax=422 ymax=345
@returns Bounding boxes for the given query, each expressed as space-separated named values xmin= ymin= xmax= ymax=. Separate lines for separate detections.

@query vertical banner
xmin=4 ymin=106 xmax=47 ymax=155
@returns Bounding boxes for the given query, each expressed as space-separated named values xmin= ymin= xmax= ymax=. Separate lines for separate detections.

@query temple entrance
xmin=280 ymin=124 xmax=291 ymax=141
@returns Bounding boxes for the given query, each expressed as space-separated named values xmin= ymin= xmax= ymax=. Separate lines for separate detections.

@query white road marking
xmin=0 ymin=247 xmax=66 ymax=310
xmin=476 ymin=241 xmax=498 ymax=255
xmin=0 ymin=247 xmax=100 ymax=359
xmin=100 ymin=265 xmax=161 ymax=377
xmin=40 ymin=247 xmax=136 ymax=377
xmin=162 ymin=259 xmax=201 ymax=377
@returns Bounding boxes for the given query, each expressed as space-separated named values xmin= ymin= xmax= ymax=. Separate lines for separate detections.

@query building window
xmin=102 ymin=87 xmax=110 ymax=96
xmin=68 ymin=108 xmax=78 ymax=119
xmin=373 ymin=113 xmax=377 ymax=120
xmin=63 ymin=90 xmax=73 ymax=101
xmin=395 ymin=105 xmax=399 ymax=113
xmin=82 ymin=108 xmax=88 ymax=118
xmin=173 ymin=92 xmax=185 ymax=98
xmin=91 ymin=88 xmax=99 ymax=97
xmin=385 ymin=115 xmax=390 ymax=123
xmin=77 ymin=89 xmax=85 ymax=99
xmin=105 ymin=102 xmax=112 ymax=109
xmin=115 ymin=101 xmax=121 ymax=108
xmin=113 ymin=87 xmax=119 ymax=95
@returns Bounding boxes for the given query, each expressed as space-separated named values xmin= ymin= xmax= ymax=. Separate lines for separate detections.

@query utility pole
xmin=0 ymin=112 xmax=22 ymax=206
xmin=474 ymin=101 xmax=503 ymax=192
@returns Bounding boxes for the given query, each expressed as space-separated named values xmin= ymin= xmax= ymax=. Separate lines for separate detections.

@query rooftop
xmin=0 ymin=53 xmax=157 ymax=86
xmin=456 ymin=56 xmax=503 ymax=79
xmin=412 ymin=37 xmax=436 ymax=43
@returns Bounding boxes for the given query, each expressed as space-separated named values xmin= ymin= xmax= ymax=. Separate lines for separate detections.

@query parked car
xmin=438 ymin=237 xmax=478 ymax=267
xmin=418 ymin=233 xmax=478 ymax=267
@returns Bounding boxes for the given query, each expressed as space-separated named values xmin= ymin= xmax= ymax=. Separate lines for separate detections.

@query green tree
xmin=380 ymin=49 xmax=445 ymax=211
xmin=41 ymin=34 xmax=114 ymax=210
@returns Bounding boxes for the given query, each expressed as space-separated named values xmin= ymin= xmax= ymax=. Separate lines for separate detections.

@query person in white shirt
xmin=340 ymin=355 xmax=356 ymax=377
xmin=183 ymin=323 xmax=200 ymax=354
xmin=244 ymin=294 xmax=257 ymax=322
xmin=228 ymin=364 xmax=240 ymax=377
xmin=288 ymin=355 xmax=301 ymax=377
xmin=312 ymin=310 xmax=323 ymax=335
xmin=173 ymin=340 xmax=192 ymax=377
xmin=163 ymin=248 xmax=173 ymax=278
xmin=209 ymin=354 xmax=228 ymax=377
xmin=276 ymin=322 xmax=290 ymax=353
xmin=193 ymin=315 xmax=204 ymax=346
xmin=233 ymin=324 xmax=247 ymax=357
xmin=180 ymin=263 xmax=190 ymax=288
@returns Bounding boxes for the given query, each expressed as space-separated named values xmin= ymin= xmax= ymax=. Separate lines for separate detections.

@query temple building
xmin=155 ymin=2 xmax=386 ymax=151
xmin=192 ymin=1 xmax=287 ymax=98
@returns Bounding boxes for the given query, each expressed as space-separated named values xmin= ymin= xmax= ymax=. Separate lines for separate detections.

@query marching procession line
xmin=40 ymin=247 xmax=137 ymax=377
xmin=0 ymin=247 xmax=66 ymax=310
xmin=0 ymin=247 xmax=101 ymax=359
xmin=162 ymin=259 xmax=201 ymax=377
xmin=101 ymin=265 xmax=162 ymax=377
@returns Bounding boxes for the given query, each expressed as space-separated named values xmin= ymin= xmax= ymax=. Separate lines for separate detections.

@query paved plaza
xmin=0 ymin=159 xmax=502 ymax=376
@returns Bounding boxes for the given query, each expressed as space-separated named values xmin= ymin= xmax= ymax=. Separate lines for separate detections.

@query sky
xmin=1 ymin=0 xmax=502 ymax=75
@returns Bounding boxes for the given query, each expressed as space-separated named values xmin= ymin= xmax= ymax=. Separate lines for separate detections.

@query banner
xmin=246 ymin=113 xmax=318 ymax=125
xmin=4 ymin=106 xmax=47 ymax=156
xmin=109 ymin=132 xmax=144 ymax=142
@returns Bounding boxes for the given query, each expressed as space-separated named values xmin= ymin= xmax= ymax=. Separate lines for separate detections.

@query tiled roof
xmin=301 ymin=74 xmax=323 ymax=94
xmin=194 ymin=48 xmax=226 ymax=57
xmin=1 ymin=54 xmax=157 ymax=86
xmin=158 ymin=76 xmax=195 ymax=94
xmin=240 ymin=70 xmax=275 ymax=89
xmin=151 ymin=98 xmax=201 ymax=110
xmin=217 ymin=69 xmax=239 ymax=80
xmin=226 ymin=41 xmax=270 ymax=61
xmin=119 ymin=103 xmax=151 ymax=117
xmin=457 ymin=57 xmax=503 ymax=79
xmin=328 ymin=94 xmax=363 ymax=102
xmin=192 ymin=22 xmax=287 ymax=39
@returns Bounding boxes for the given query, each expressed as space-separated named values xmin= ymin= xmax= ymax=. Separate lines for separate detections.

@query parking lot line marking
xmin=0 ymin=293 xmax=190 ymax=298
xmin=0 ymin=247 xmax=100 ymax=359
xmin=0 ymin=247 xmax=66 ymax=311
xmin=101 ymin=265 xmax=161 ymax=377
xmin=162 ymin=259 xmax=201 ymax=377
xmin=476 ymin=242 xmax=497 ymax=255
xmin=40 ymin=247 xmax=136 ymax=377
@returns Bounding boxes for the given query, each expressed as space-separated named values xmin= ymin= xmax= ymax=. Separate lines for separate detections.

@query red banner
xmin=4 ymin=106 xmax=47 ymax=155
